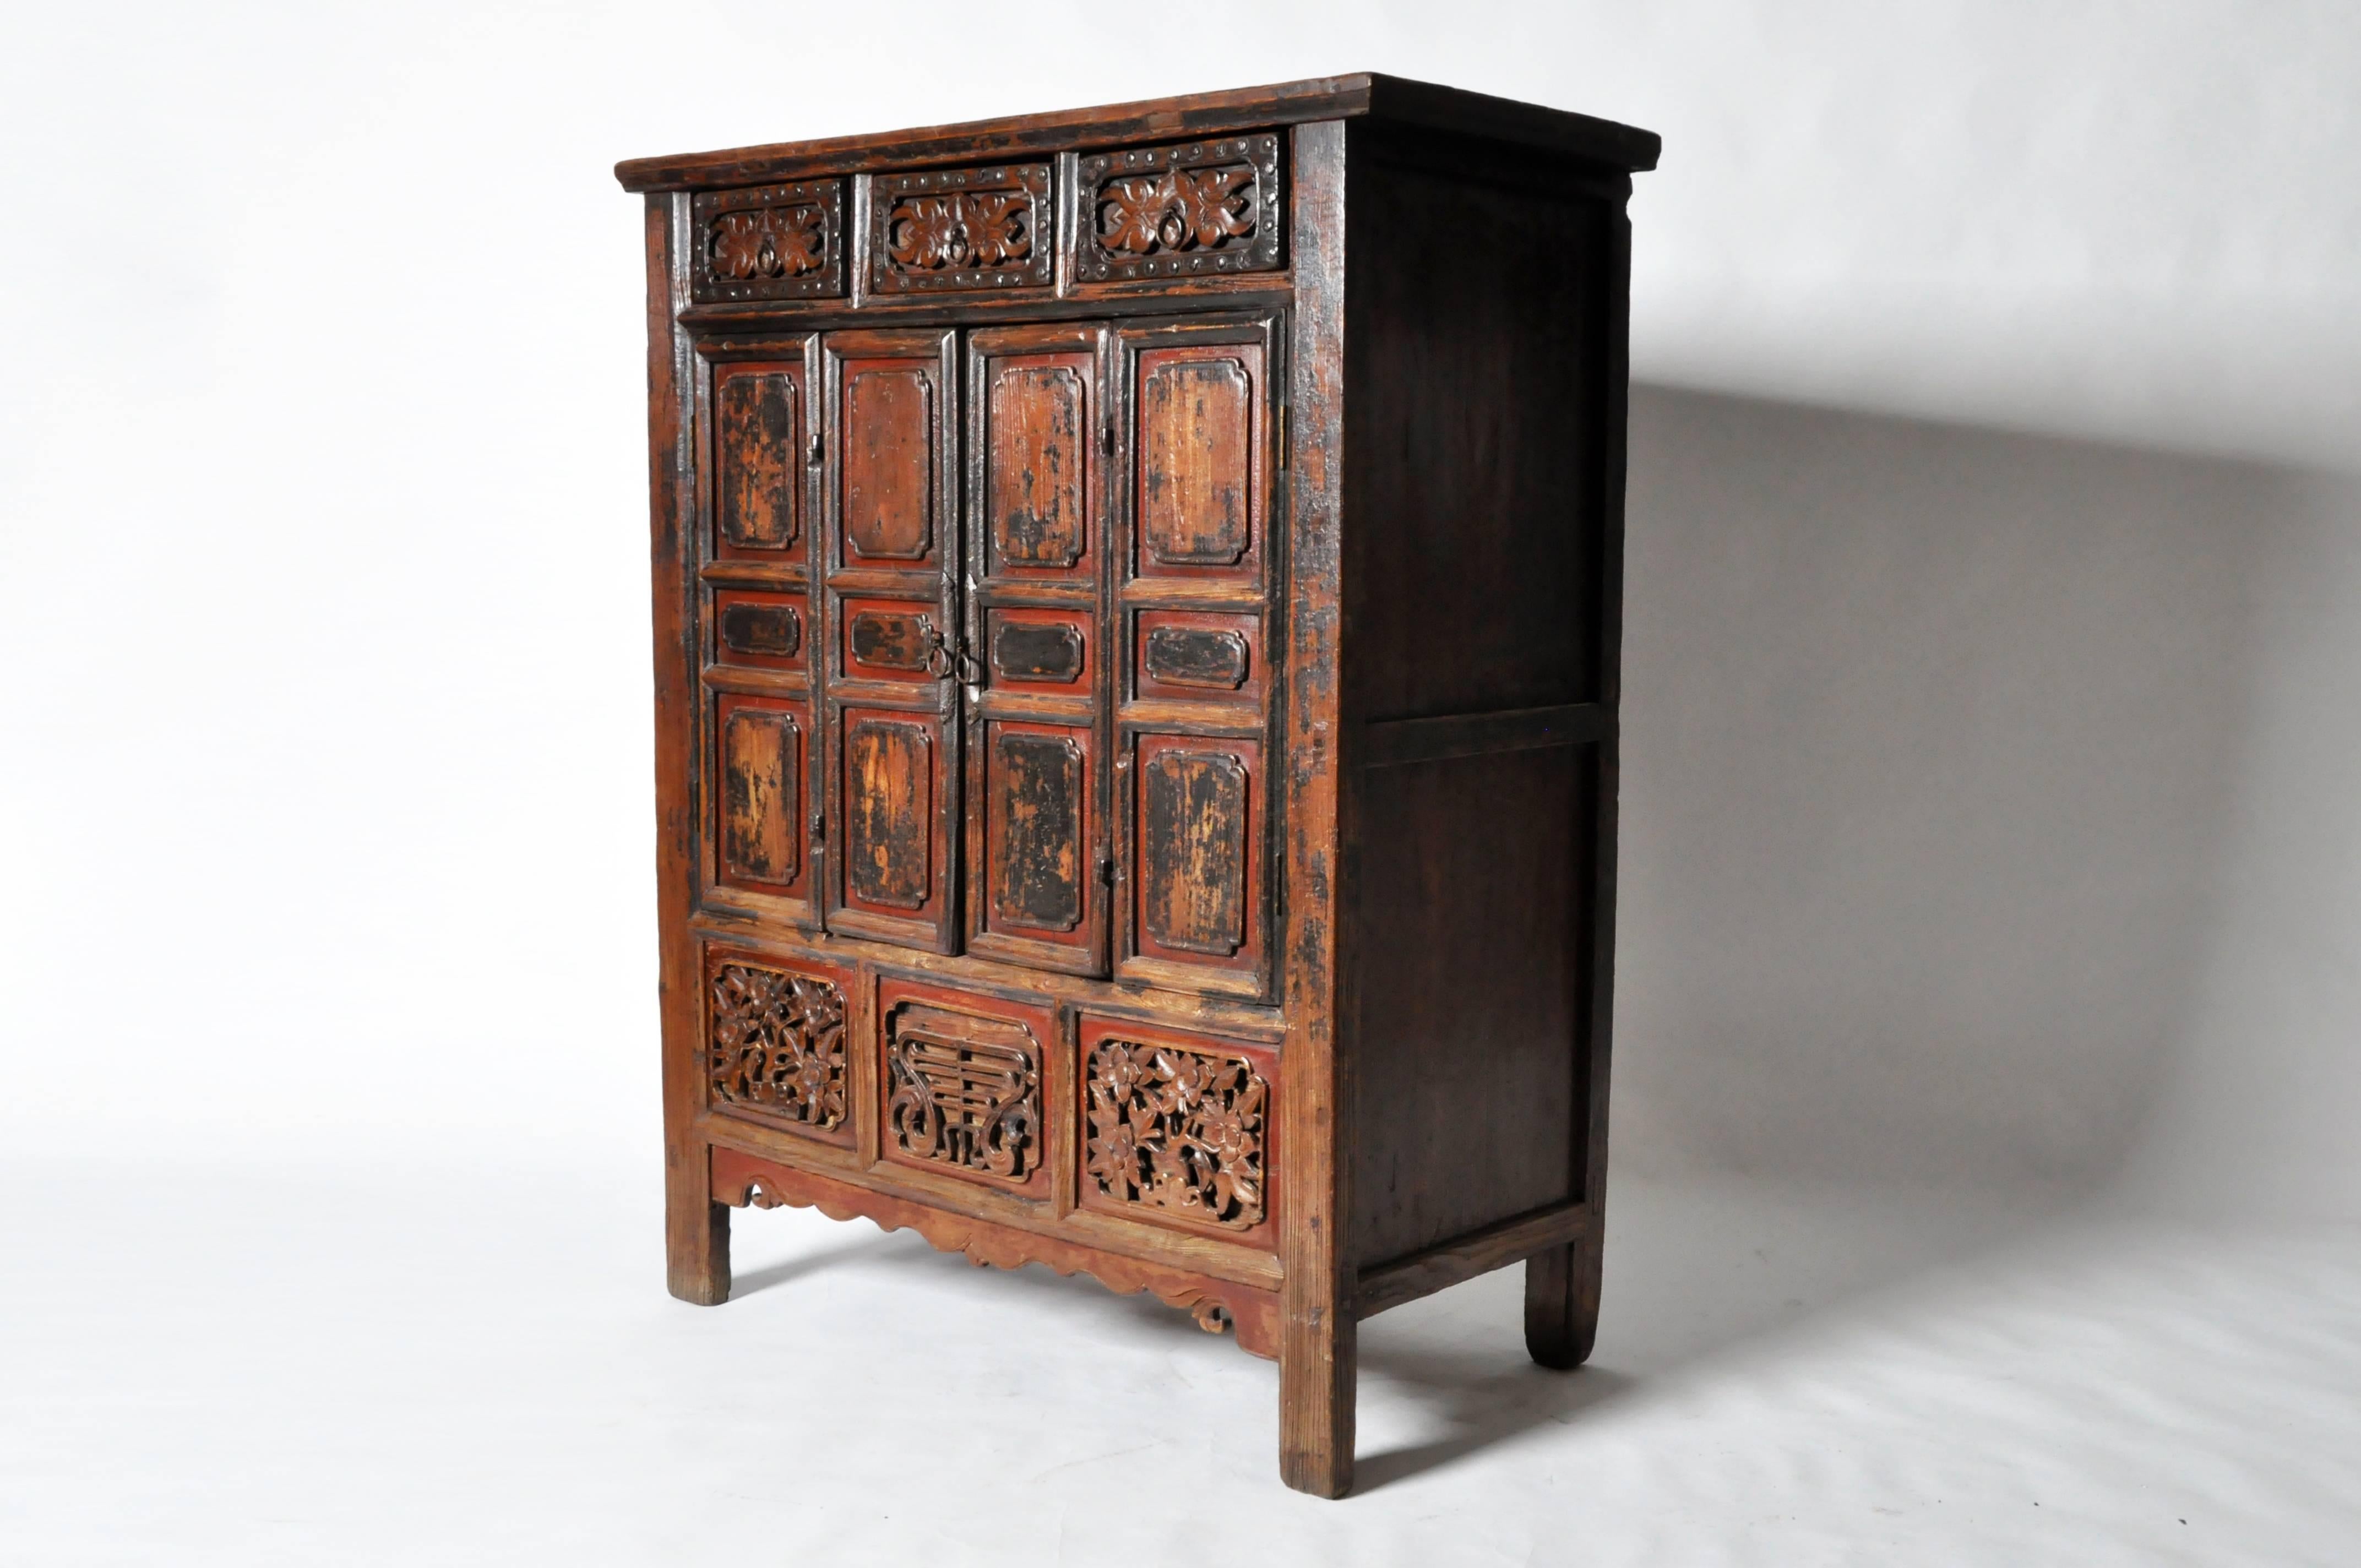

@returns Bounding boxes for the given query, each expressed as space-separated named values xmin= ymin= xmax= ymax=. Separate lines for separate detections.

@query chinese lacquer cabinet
xmin=616 ymin=74 xmax=1657 ymax=1497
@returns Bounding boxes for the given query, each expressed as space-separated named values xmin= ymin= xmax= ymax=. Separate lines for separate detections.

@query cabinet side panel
xmin=1350 ymin=745 xmax=1595 ymax=1264
xmin=1343 ymin=129 xmax=1612 ymax=722
xmin=1342 ymin=125 xmax=1628 ymax=1269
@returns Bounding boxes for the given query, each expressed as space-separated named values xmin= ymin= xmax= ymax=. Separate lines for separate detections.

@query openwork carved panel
xmin=708 ymin=961 xmax=847 ymax=1132
xmin=1075 ymin=136 xmax=1281 ymax=281
xmin=692 ymin=181 xmax=846 ymax=303
xmin=1084 ymin=1036 xmax=1268 ymax=1231
xmin=885 ymin=1002 xmax=1042 ymax=1185
xmin=870 ymin=165 xmax=1053 ymax=292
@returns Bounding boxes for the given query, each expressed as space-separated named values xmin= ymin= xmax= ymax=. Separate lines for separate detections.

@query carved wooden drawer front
xmin=1075 ymin=135 xmax=1282 ymax=281
xmin=704 ymin=949 xmax=853 ymax=1145
xmin=693 ymin=182 xmax=846 ymax=303
xmin=870 ymin=164 xmax=1054 ymax=293
xmin=879 ymin=981 xmax=1054 ymax=1197
xmin=1078 ymin=1016 xmax=1275 ymax=1248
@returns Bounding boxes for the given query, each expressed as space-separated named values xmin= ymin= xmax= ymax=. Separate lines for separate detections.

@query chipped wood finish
xmin=627 ymin=77 xmax=1653 ymax=1499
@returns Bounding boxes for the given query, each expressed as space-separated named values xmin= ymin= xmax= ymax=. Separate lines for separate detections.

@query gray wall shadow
xmin=1613 ymin=384 xmax=2298 ymax=1193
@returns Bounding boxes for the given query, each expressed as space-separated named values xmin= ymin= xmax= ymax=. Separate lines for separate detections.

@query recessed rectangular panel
xmin=842 ymin=362 xmax=938 ymax=562
xmin=714 ymin=695 xmax=807 ymax=899
xmin=1123 ymin=731 xmax=1264 ymax=993
xmin=989 ymin=725 xmax=1085 ymax=933
xmin=1131 ymin=341 xmax=1264 ymax=582
xmin=841 ymin=596 xmax=945 ymax=684
xmin=985 ymin=607 xmax=1089 ymax=687
xmin=715 ymin=367 xmax=802 ymax=551
xmin=1134 ymin=609 xmax=1262 ymax=705
xmin=844 ymin=714 xmax=933 ymax=910
xmin=980 ymin=345 xmax=1098 ymax=584
xmin=713 ymin=589 xmax=806 ymax=672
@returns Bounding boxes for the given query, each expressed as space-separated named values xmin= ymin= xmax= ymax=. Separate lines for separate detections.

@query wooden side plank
xmin=648 ymin=193 xmax=729 ymax=1306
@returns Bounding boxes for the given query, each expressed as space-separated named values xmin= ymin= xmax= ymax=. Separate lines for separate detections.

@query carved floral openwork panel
xmin=1083 ymin=1034 xmax=1269 ymax=1231
xmin=869 ymin=164 xmax=1054 ymax=293
xmin=1074 ymin=136 xmax=1281 ymax=281
xmin=884 ymin=1001 xmax=1043 ymax=1186
xmin=692 ymin=181 xmax=846 ymax=302
xmin=708 ymin=960 xmax=848 ymax=1132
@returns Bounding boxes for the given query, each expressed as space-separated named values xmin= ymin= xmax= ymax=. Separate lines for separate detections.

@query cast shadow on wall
xmin=1609 ymin=382 xmax=2297 ymax=1197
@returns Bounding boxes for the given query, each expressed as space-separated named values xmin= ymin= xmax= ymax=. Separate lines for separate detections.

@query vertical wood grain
xmin=1277 ymin=117 xmax=1355 ymax=1499
xmin=649 ymin=192 xmax=730 ymax=1305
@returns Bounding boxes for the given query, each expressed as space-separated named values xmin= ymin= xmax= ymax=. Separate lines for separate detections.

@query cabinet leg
xmin=666 ymin=1141 xmax=731 ymax=1306
xmin=1524 ymin=1238 xmax=1601 ymax=1369
xmin=1278 ymin=1309 xmax=1357 ymax=1498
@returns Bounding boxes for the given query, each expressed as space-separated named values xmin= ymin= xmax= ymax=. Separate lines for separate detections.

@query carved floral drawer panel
xmin=625 ymin=74 xmax=1656 ymax=1498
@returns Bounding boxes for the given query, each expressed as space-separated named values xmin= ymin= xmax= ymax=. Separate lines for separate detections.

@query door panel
xmin=712 ymin=360 xmax=808 ymax=562
xmin=1127 ymin=338 xmax=1267 ymax=584
xmin=983 ymin=356 xmax=1094 ymax=580
xmin=962 ymin=322 xmax=1113 ymax=976
xmin=841 ymin=366 xmax=938 ymax=562
xmin=971 ymin=717 xmax=1103 ymax=972
xmin=846 ymin=714 xmax=929 ymax=908
xmin=1120 ymin=730 xmax=1266 ymax=996
xmin=712 ymin=692 xmax=813 ymax=911
xmin=823 ymin=329 xmax=960 ymax=954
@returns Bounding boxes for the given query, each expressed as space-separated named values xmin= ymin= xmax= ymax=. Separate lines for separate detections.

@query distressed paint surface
xmin=1140 ymin=354 xmax=1251 ymax=567
xmin=719 ymin=601 xmax=802 ymax=658
xmin=991 ymin=619 xmax=1084 ymax=683
xmin=1144 ymin=625 xmax=1249 ymax=689
xmin=846 ymin=716 xmax=933 ymax=908
xmin=991 ymin=729 xmax=1084 ymax=933
xmin=721 ymin=706 xmax=799 ymax=885
xmin=988 ymin=364 xmax=1086 ymax=568
xmin=717 ymin=371 xmax=799 ymax=549
xmin=848 ymin=608 xmax=937 ymax=673
xmin=844 ymin=368 xmax=934 ymax=559
xmin=1142 ymin=747 xmax=1248 ymax=955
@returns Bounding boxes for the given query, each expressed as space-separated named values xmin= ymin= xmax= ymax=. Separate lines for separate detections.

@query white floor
xmin=7 ymin=1153 xmax=2357 ymax=1565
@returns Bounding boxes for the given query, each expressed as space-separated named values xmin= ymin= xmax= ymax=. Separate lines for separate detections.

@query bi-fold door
xmin=699 ymin=314 xmax=1279 ymax=995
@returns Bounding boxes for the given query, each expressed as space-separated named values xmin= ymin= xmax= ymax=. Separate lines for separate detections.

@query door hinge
xmin=809 ymin=812 xmax=825 ymax=843
xmin=808 ymin=433 xmax=824 ymax=466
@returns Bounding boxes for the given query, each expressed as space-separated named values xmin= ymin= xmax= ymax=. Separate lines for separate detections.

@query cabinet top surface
xmin=614 ymin=73 xmax=1660 ymax=193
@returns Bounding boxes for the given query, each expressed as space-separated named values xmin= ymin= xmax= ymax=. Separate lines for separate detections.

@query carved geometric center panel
xmin=709 ymin=962 xmax=847 ymax=1131
xmin=886 ymin=1003 xmax=1042 ymax=1184
xmin=1084 ymin=1037 xmax=1267 ymax=1229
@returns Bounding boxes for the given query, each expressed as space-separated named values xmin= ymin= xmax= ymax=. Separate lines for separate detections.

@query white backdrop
xmin=4 ymin=2 xmax=2358 ymax=1199
xmin=9 ymin=5 xmax=2361 ymax=1559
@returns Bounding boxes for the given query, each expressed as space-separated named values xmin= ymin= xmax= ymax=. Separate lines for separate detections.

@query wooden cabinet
xmin=621 ymin=73 xmax=1657 ymax=1498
